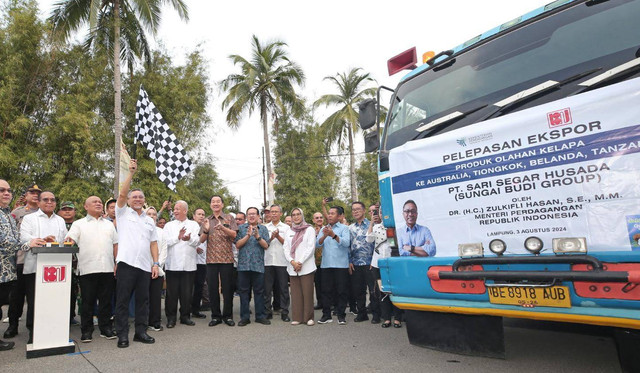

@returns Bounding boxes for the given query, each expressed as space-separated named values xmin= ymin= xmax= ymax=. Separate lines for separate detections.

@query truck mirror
xmin=364 ymin=130 xmax=379 ymax=152
xmin=358 ymin=98 xmax=377 ymax=130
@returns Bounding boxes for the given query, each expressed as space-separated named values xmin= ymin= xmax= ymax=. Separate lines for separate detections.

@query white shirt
xmin=163 ymin=219 xmax=200 ymax=272
xmin=67 ymin=215 xmax=118 ymax=275
xmin=283 ymin=226 xmax=317 ymax=276
xmin=366 ymin=223 xmax=391 ymax=268
xmin=265 ymin=221 xmax=289 ymax=266
xmin=156 ymin=227 xmax=167 ymax=277
xmin=20 ymin=209 xmax=68 ymax=274
xmin=196 ymin=241 xmax=206 ymax=265
xmin=115 ymin=205 xmax=157 ymax=272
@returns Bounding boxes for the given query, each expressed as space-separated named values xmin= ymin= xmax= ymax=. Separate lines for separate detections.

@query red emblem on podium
xmin=43 ymin=265 xmax=66 ymax=283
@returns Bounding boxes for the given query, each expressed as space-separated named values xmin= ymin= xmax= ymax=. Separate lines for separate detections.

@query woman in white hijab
xmin=283 ymin=208 xmax=317 ymax=325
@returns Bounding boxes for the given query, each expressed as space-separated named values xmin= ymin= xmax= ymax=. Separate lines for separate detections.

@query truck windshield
xmin=383 ymin=0 xmax=640 ymax=151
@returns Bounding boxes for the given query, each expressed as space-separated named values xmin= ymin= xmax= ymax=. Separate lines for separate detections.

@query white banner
xmin=389 ymin=78 xmax=640 ymax=257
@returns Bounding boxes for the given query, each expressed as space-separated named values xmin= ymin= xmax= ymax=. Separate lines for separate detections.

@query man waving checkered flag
xmin=135 ymin=86 xmax=193 ymax=191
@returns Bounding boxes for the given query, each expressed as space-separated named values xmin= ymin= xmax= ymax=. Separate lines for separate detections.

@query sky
xmin=36 ymin=0 xmax=548 ymax=211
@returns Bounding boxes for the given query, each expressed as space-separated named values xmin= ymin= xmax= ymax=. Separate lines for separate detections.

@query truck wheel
xmin=614 ymin=328 xmax=640 ymax=373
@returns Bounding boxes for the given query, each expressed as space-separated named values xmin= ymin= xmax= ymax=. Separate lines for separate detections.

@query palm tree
xmin=220 ymin=35 xmax=305 ymax=206
xmin=49 ymin=0 xmax=189 ymax=197
xmin=315 ymin=68 xmax=375 ymax=202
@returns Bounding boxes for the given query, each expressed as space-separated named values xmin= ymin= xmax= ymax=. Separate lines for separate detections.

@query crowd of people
xmin=0 ymin=159 xmax=402 ymax=351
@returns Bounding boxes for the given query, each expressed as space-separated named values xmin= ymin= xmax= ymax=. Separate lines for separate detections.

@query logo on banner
xmin=43 ymin=265 xmax=66 ymax=283
xmin=547 ymin=108 xmax=572 ymax=128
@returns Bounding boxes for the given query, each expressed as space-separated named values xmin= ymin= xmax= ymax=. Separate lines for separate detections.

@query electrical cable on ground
xmin=71 ymin=339 xmax=102 ymax=373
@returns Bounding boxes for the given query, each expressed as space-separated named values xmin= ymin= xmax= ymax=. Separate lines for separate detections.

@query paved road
xmin=0 ymin=299 xmax=621 ymax=372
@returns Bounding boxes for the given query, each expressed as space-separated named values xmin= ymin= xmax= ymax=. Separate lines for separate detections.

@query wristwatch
xmin=410 ymin=245 xmax=415 ymax=253
xmin=153 ymin=262 xmax=160 ymax=267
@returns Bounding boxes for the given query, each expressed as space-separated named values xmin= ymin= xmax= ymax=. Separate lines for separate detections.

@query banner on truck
xmin=389 ymin=78 xmax=640 ymax=256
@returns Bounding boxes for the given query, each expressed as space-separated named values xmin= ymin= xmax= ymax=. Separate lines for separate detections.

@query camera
xmin=325 ymin=196 xmax=334 ymax=203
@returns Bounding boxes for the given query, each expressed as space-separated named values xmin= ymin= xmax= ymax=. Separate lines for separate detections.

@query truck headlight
xmin=489 ymin=239 xmax=506 ymax=255
xmin=458 ymin=243 xmax=484 ymax=258
xmin=552 ymin=237 xmax=587 ymax=254
xmin=524 ymin=236 xmax=543 ymax=254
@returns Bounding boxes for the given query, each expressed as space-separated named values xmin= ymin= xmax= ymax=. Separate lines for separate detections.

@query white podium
xmin=26 ymin=245 xmax=78 ymax=359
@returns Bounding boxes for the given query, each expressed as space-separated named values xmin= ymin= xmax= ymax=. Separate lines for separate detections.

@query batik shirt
xmin=349 ymin=218 xmax=374 ymax=266
xmin=0 ymin=207 xmax=29 ymax=283
xmin=235 ymin=224 xmax=270 ymax=273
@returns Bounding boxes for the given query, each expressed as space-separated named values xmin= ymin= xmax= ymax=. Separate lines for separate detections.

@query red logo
xmin=43 ymin=266 xmax=66 ymax=283
xmin=547 ymin=108 xmax=572 ymax=128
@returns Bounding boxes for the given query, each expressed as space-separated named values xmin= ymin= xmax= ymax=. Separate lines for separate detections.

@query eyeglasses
xmin=42 ymin=198 xmax=56 ymax=203
xmin=403 ymin=209 xmax=417 ymax=214
xmin=0 ymin=188 xmax=12 ymax=194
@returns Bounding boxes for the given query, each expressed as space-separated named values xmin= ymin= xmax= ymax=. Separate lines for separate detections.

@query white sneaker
xmin=291 ymin=321 xmax=300 ymax=325
xmin=307 ymin=320 xmax=315 ymax=326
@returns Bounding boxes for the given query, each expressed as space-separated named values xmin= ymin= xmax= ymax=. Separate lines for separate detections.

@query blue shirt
xmin=316 ymin=223 xmax=350 ymax=269
xmin=349 ymin=219 xmax=374 ymax=266
xmin=397 ymin=224 xmax=436 ymax=257
xmin=235 ymin=223 xmax=270 ymax=273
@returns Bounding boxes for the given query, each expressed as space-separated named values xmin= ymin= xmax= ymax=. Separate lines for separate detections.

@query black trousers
xmin=115 ymin=262 xmax=151 ymax=337
xmin=373 ymin=267 xmax=402 ymax=321
xmin=351 ymin=265 xmax=369 ymax=317
xmin=24 ymin=273 xmax=35 ymax=332
xmin=321 ymin=268 xmax=349 ymax=318
xmin=149 ymin=275 xmax=164 ymax=326
xmin=7 ymin=263 xmax=25 ymax=328
xmin=165 ymin=270 xmax=195 ymax=321
xmin=191 ymin=264 xmax=207 ymax=313
xmin=79 ymin=272 xmax=114 ymax=334
xmin=314 ymin=267 xmax=323 ymax=306
xmin=0 ymin=281 xmax=14 ymax=319
xmin=206 ymin=263 xmax=234 ymax=319
xmin=70 ymin=273 xmax=79 ymax=320
xmin=264 ymin=266 xmax=289 ymax=315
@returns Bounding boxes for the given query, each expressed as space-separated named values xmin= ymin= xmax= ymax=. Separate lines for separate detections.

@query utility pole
xmin=262 ymin=147 xmax=267 ymax=219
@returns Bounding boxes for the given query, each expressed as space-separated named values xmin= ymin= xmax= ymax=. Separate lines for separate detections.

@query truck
xmin=358 ymin=0 xmax=640 ymax=370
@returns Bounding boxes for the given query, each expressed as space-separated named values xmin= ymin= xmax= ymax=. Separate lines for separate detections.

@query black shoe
xmin=192 ymin=312 xmax=206 ymax=319
xmin=281 ymin=314 xmax=291 ymax=322
xmin=100 ymin=329 xmax=117 ymax=339
xmin=314 ymin=304 xmax=322 ymax=310
xmin=147 ymin=324 xmax=164 ymax=332
xmin=117 ymin=337 xmax=129 ymax=348
xmin=393 ymin=322 xmax=402 ymax=328
xmin=237 ymin=319 xmax=250 ymax=327
xmin=338 ymin=317 xmax=347 ymax=325
xmin=208 ymin=318 xmax=222 ymax=327
xmin=166 ymin=320 xmax=176 ymax=328
xmin=354 ymin=315 xmax=369 ymax=322
xmin=81 ymin=332 xmax=92 ymax=343
xmin=255 ymin=318 xmax=271 ymax=325
xmin=381 ymin=321 xmax=392 ymax=328
xmin=0 ymin=339 xmax=15 ymax=351
xmin=180 ymin=318 xmax=195 ymax=326
xmin=265 ymin=313 xmax=273 ymax=320
xmin=371 ymin=317 xmax=381 ymax=324
xmin=27 ymin=333 xmax=33 ymax=344
xmin=223 ymin=318 xmax=235 ymax=327
xmin=3 ymin=325 xmax=17 ymax=339
xmin=318 ymin=315 xmax=333 ymax=324
xmin=133 ymin=333 xmax=155 ymax=344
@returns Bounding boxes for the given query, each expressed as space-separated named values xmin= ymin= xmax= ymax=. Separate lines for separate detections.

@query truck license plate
xmin=488 ymin=286 xmax=571 ymax=308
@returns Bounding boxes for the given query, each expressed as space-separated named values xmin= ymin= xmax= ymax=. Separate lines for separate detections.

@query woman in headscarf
xmin=283 ymin=208 xmax=317 ymax=325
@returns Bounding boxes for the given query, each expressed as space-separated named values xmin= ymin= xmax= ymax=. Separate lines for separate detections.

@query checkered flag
xmin=135 ymin=86 xmax=193 ymax=191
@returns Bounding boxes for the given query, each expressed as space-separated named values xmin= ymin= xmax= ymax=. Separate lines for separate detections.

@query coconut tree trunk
xmin=348 ymin=123 xmax=358 ymax=202
xmin=112 ymin=0 xmax=122 ymax=198
xmin=261 ymin=97 xmax=274 ymax=206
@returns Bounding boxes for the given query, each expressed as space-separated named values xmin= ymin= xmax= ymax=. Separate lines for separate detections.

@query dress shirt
xmin=20 ymin=209 xmax=68 ymax=274
xmin=283 ymin=226 xmax=317 ymax=276
xmin=264 ymin=221 xmax=289 ymax=267
xmin=316 ymin=223 xmax=351 ymax=269
xmin=200 ymin=213 xmax=238 ymax=264
xmin=67 ymin=215 xmax=118 ymax=275
xmin=156 ymin=227 xmax=167 ymax=277
xmin=163 ymin=219 xmax=200 ymax=271
xmin=349 ymin=218 xmax=374 ymax=266
xmin=10 ymin=206 xmax=37 ymax=264
xmin=115 ymin=204 xmax=157 ymax=272
xmin=1 ymin=207 xmax=30 ymax=283
xmin=366 ymin=223 xmax=391 ymax=268
xmin=235 ymin=224 xmax=270 ymax=273
xmin=196 ymin=241 xmax=206 ymax=265
xmin=397 ymin=224 xmax=436 ymax=257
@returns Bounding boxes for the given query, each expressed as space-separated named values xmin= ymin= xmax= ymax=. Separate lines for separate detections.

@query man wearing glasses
xmin=4 ymin=183 xmax=41 ymax=339
xmin=20 ymin=190 xmax=68 ymax=344
xmin=0 ymin=180 xmax=45 ymax=351
xmin=397 ymin=200 xmax=436 ymax=257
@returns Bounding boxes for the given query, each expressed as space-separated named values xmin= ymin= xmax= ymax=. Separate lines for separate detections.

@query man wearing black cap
xmin=59 ymin=201 xmax=80 ymax=326
xmin=4 ymin=183 xmax=41 ymax=339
